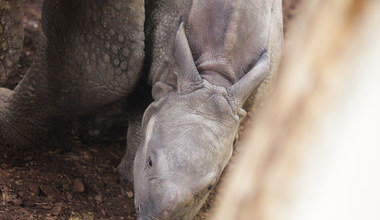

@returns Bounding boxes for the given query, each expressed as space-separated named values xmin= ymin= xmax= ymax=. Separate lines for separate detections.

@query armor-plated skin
xmin=0 ymin=0 xmax=144 ymax=147
xmin=129 ymin=0 xmax=284 ymax=219
xmin=0 ymin=0 xmax=23 ymax=85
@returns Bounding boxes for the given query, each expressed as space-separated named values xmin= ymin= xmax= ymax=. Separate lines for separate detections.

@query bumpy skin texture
xmin=0 ymin=0 xmax=145 ymax=147
xmin=41 ymin=0 xmax=144 ymax=114
xmin=0 ymin=0 xmax=23 ymax=85
xmin=129 ymin=0 xmax=284 ymax=219
xmin=144 ymin=0 xmax=193 ymax=88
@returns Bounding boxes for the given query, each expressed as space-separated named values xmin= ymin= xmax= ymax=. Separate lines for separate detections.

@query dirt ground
xmin=0 ymin=1 xmax=301 ymax=219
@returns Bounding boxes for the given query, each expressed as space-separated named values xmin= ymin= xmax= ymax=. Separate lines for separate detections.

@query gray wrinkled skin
xmin=131 ymin=0 xmax=283 ymax=219
xmin=0 ymin=0 xmax=144 ymax=147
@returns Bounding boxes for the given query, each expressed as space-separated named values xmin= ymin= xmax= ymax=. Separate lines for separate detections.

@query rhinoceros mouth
xmin=136 ymin=203 xmax=160 ymax=220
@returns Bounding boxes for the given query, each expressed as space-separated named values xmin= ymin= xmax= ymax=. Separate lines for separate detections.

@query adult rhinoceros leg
xmin=118 ymin=83 xmax=152 ymax=184
xmin=0 ymin=35 xmax=54 ymax=147
xmin=0 ymin=0 xmax=23 ymax=86
xmin=117 ymin=110 xmax=143 ymax=184
xmin=1 ymin=0 xmax=145 ymax=147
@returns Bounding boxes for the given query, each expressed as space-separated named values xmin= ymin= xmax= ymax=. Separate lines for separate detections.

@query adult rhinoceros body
xmin=0 ymin=0 xmax=145 ymax=146
xmin=124 ymin=0 xmax=284 ymax=219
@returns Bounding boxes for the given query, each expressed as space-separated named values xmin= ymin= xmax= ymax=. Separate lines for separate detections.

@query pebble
xmin=82 ymin=213 xmax=94 ymax=220
xmin=23 ymin=200 xmax=35 ymax=207
xmin=73 ymin=179 xmax=84 ymax=192
xmin=28 ymin=184 xmax=41 ymax=196
xmin=66 ymin=193 xmax=73 ymax=201
xmin=95 ymin=194 xmax=102 ymax=203
xmin=127 ymin=191 xmax=134 ymax=199
xmin=49 ymin=205 xmax=62 ymax=216
xmin=39 ymin=186 xmax=48 ymax=197
xmin=42 ymin=204 xmax=52 ymax=210
xmin=11 ymin=198 xmax=23 ymax=206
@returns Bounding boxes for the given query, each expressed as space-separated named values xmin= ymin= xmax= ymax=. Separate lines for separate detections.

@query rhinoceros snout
xmin=137 ymin=184 xmax=195 ymax=219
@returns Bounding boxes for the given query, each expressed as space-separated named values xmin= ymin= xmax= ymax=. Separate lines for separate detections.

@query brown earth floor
xmin=0 ymin=0 xmax=301 ymax=219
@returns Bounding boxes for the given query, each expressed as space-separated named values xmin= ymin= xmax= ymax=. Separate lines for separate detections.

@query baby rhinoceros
xmin=132 ymin=0 xmax=283 ymax=219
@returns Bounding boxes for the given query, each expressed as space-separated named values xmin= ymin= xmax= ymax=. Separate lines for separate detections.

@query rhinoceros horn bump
xmin=174 ymin=22 xmax=203 ymax=94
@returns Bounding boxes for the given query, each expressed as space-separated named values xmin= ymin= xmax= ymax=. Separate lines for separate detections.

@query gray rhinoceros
xmin=0 ymin=0 xmax=144 ymax=146
xmin=122 ymin=0 xmax=283 ymax=219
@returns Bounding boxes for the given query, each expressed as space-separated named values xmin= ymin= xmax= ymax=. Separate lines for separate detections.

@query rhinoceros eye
xmin=147 ymin=156 xmax=153 ymax=168
xmin=207 ymin=184 xmax=214 ymax=191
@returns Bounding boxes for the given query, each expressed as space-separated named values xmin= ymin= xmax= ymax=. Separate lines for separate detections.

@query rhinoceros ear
xmin=227 ymin=50 xmax=270 ymax=109
xmin=174 ymin=22 xmax=203 ymax=94
xmin=152 ymin=82 xmax=173 ymax=100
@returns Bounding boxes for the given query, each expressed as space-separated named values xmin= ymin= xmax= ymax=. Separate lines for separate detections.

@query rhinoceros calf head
xmin=134 ymin=23 xmax=270 ymax=219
